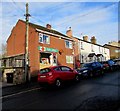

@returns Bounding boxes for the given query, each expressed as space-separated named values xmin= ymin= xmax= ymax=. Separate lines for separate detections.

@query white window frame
xmin=66 ymin=55 xmax=73 ymax=64
xmin=65 ymin=40 xmax=72 ymax=49
xmin=39 ymin=33 xmax=50 ymax=44
xmin=80 ymin=42 xmax=84 ymax=50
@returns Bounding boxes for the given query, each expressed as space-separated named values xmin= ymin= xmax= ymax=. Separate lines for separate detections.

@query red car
xmin=38 ymin=66 xmax=79 ymax=87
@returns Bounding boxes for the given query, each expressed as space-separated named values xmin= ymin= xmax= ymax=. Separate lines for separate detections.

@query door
xmin=60 ymin=66 xmax=75 ymax=80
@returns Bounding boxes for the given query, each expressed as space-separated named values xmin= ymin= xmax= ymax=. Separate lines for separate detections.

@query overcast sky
xmin=0 ymin=0 xmax=119 ymax=54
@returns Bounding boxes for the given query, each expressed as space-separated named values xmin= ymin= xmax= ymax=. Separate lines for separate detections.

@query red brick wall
xmin=7 ymin=20 xmax=74 ymax=77
xmin=38 ymin=35 xmax=74 ymax=68
xmin=7 ymin=20 xmax=26 ymax=56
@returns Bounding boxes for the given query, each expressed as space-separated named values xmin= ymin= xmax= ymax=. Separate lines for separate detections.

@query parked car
xmin=100 ymin=61 xmax=110 ymax=72
xmin=38 ymin=66 xmax=79 ymax=87
xmin=113 ymin=59 xmax=120 ymax=70
xmin=106 ymin=60 xmax=117 ymax=71
xmin=76 ymin=62 xmax=104 ymax=78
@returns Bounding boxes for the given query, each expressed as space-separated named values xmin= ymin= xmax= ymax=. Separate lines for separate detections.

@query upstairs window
xmin=80 ymin=42 xmax=84 ymax=50
xmin=65 ymin=40 xmax=72 ymax=49
xmin=39 ymin=33 xmax=50 ymax=44
xmin=91 ymin=44 xmax=94 ymax=52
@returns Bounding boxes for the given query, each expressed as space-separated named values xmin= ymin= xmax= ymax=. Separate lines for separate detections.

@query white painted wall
xmin=79 ymin=40 xmax=110 ymax=63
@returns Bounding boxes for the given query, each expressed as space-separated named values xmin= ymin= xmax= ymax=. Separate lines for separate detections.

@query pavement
xmin=0 ymin=82 xmax=15 ymax=88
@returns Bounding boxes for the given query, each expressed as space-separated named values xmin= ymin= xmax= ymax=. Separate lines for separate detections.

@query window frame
xmin=60 ymin=66 xmax=71 ymax=72
xmin=66 ymin=55 xmax=73 ymax=64
xmin=65 ymin=40 xmax=73 ymax=49
xmin=39 ymin=33 xmax=50 ymax=44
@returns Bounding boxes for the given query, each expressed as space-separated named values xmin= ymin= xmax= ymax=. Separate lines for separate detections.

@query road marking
xmin=0 ymin=87 xmax=42 ymax=99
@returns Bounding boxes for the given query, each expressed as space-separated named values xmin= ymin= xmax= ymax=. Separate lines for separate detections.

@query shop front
xmin=38 ymin=46 xmax=59 ymax=69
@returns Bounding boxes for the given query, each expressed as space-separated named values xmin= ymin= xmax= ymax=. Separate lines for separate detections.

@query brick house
xmin=104 ymin=44 xmax=120 ymax=59
xmin=6 ymin=19 xmax=74 ymax=78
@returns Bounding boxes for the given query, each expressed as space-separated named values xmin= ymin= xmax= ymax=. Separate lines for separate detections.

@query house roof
xmin=88 ymin=53 xmax=96 ymax=57
xmin=73 ymin=36 xmax=109 ymax=49
xmin=20 ymin=19 xmax=69 ymax=38
xmin=104 ymin=44 xmax=120 ymax=48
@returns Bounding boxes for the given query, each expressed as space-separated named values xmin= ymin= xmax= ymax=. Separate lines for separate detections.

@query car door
xmin=60 ymin=66 xmax=74 ymax=80
xmin=94 ymin=62 xmax=101 ymax=75
xmin=91 ymin=62 xmax=97 ymax=74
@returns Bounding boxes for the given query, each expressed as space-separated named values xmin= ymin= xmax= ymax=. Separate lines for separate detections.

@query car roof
xmin=41 ymin=65 xmax=70 ymax=70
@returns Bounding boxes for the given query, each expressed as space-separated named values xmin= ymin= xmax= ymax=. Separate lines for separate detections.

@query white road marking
xmin=0 ymin=87 xmax=42 ymax=99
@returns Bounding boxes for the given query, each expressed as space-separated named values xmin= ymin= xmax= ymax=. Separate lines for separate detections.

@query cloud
xmin=0 ymin=1 xmax=118 ymax=55
xmin=2 ymin=0 xmax=120 ymax=2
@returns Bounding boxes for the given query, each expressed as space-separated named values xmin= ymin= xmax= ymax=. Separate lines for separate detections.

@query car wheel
xmin=75 ymin=75 xmax=79 ymax=82
xmin=55 ymin=79 xmax=61 ymax=88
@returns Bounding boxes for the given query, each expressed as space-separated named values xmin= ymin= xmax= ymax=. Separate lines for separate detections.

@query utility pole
xmin=25 ymin=3 xmax=30 ymax=82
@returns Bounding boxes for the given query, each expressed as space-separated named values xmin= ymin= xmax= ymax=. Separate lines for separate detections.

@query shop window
xmin=40 ymin=53 xmax=51 ymax=64
xmin=39 ymin=33 xmax=50 ymax=44
xmin=40 ymin=52 xmax=57 ymax=66
xmin=65 ymin=40 xmax=72 ymax=49
xmin=66 ymin=56 xmax=73 ymax=64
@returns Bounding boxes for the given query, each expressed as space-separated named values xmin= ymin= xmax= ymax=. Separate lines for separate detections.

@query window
xmin=104 ymin=48 xmax=106 ymax=54
xmin=80 ymin=42 xmax=84 ymax=49
xmin=60 ymin=66 xmax=71 ymax=72
xmin=66 ymin=56 xmax=73 ymax=64
xmin=40 ymin=68 xmax=51 ymax=74
xmin=65 ymin=40 xmax=72 ymax=49
xmin=39 ymin=33 xmax=50 ymax=44
xmin=54 ymin=67 xmax=61 ymax=71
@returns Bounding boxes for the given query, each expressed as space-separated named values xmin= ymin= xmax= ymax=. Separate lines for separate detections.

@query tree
xmin=1 ymin=43 xmax=7 ymax=58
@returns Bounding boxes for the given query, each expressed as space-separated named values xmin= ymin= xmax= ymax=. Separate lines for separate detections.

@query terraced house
xmin=2 ymin=19 xmax=110 ymax=84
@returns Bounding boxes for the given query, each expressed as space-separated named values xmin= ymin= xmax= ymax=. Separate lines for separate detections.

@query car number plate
xmin=40 ymin=76 xmax=46 ymax=78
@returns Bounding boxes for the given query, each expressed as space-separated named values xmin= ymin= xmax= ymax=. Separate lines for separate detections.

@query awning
xmin=96 ymin=54 xmax=103 ymax=57
xmin=88 ymin=53 xmax=96 ymax=57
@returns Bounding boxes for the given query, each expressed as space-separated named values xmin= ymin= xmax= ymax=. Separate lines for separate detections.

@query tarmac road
xmin=1 ymin=70 xmax=120 ymax=111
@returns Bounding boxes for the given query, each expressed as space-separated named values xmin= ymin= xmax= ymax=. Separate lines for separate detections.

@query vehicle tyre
xmin=75 ymin=75 xmax=80 ymax=82
xmin=55 ymin=79 xmax=62 ymax=88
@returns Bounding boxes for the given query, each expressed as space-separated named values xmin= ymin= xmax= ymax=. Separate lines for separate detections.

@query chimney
xmin=91 ymin=36 xmax=97 ymax=44
xmin=46 ymin=24 xmax=51 ymax=29
xmin=66 ymin=27 xmax=73 ymax=37
xmin=83 ymin=36 xmax=88 ymax=42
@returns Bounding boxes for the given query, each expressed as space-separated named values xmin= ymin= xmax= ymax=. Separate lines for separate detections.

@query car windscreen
xmin=40 ymin=68 xmax=51 ymax=74
xmin=83 ymin=63 xmax=92 ymax=67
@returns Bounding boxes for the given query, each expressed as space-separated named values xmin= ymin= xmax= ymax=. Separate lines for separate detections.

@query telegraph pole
xmin=25 ymin=3 xmax=30 ymax=82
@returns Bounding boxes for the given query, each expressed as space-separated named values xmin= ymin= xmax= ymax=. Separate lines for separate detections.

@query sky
xmin=0 ymin=0 xmax=119 ymax=54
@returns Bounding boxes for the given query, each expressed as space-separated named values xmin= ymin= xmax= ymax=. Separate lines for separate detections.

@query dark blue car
xmin=76 ymin=62 xmax=104 ymax=78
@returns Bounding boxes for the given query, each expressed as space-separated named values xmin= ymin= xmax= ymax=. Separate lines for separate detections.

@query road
xmin=1 ymin=70 xmax=120 ymax=111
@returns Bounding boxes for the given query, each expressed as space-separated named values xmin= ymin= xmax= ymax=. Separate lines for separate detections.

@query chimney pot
xmin=91 ymin=36 xmax=97 ymax=44
xmin=66 ymin=27 xmax=73 ymax=37
xmin=46 ymin=24 xmax=51 ymax=29
xmin=83 ymin=36 xmax=88 ymax=41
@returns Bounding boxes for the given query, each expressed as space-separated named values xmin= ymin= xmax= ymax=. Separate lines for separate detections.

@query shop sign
xmin=38 ymin=46 xmax=58 ymax=52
